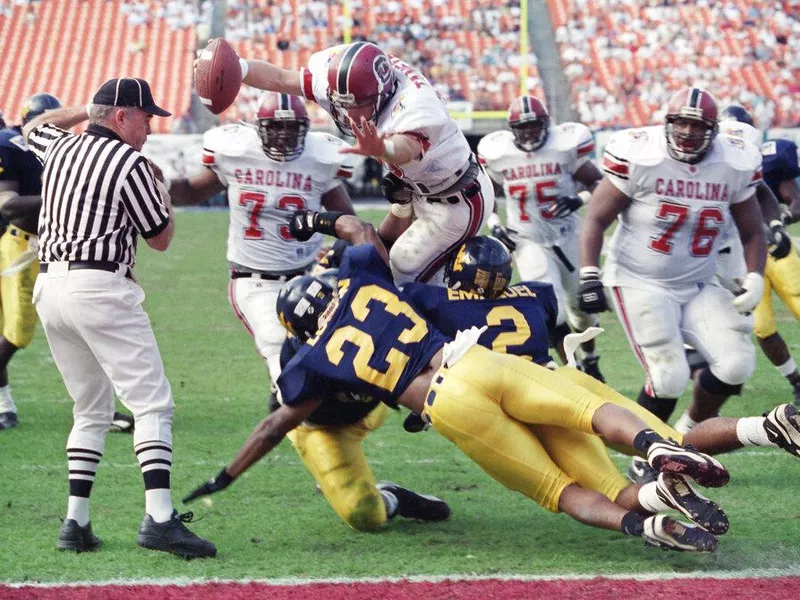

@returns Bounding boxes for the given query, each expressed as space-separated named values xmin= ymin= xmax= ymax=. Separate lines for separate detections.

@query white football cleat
xmin=642 ymin=514 xmax=718 ymax=553
xmin=763 ymin=404 xmax=800 ymax=457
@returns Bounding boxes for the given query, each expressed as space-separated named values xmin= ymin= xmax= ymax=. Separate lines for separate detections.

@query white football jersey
xmin=602 ymin=125 xmax=762 ymax=300
xmin=717 ymin=120 xmax=763 ymax=248
xmin=202 ymin=125 xmax=353 ymax=272
xmin=477 ymin=123 xmax=595 ymax=245
xmin=302 ymin=45 xmax=471 ymax=196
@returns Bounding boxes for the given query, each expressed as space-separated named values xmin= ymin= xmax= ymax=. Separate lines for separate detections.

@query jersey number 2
xmin=649 ymin=202 xmax=724 ymax=257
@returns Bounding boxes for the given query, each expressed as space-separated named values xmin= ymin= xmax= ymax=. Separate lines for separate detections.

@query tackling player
xmin=168 ymin=91 xmax=356 ymax=397
xmin=231 ymin=41 xmax=494 ymax=285
xmin=478 ymin=96 xmax=604 ymax=380
xmin=183 ymin=211 xmax=737 ymax=553
xmin=579 ymin=88 xmax=767 ymax=450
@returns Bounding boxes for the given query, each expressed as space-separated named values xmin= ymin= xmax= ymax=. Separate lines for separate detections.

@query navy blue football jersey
xmin=0 ymin=127 xmax=44 ymax=195
xmin=761 ymin=138 xmax=800 ymax=198
xmin=279 ymin=336 xmax=381 ymax=426
xmin=277 ymin=245 xmax=449 ymax=408
xmin=403 ymin=281 xmax=558 ymax=365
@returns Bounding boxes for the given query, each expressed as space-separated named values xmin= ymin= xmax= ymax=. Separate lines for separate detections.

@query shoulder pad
xmin=718 ymin=121 xmax=762 ymax=147
xmin=716 ymin=135 xmax=762 ymax=172
xmin=551 ymin=122 xmax=594 ymax=154
xmin=305 ymin=131 xmax=350 ymax=165
xmin=477 ymin=130 xmax=514 ymax=163
xmin=605 ymin=126 xmax=662 ymax=165
xmin=202 ymin=124 xmax=258 ymax=158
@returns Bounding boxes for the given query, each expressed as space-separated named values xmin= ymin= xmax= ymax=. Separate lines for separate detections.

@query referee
xmin=22 ymin=78 xmax=216 ymax=558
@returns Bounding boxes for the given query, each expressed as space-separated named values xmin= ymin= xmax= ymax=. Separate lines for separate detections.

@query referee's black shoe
xmin=57 ymin=519 xmax=102 ymax=552
xmin=137 ymin=510 xmax=217 ymax=558
xmin=110 ymin=411 xmax=134 ymax=433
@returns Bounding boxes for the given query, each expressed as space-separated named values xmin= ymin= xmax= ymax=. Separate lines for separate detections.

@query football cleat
xmin=580 ymin=356 xmax=605 ymax=383
xmin=642 ymin=514 xmax=718 ymax=553
xmin=655 ymin=473 xmax=729 ymax=535
xmin=627 ymin=456 xmax=658 ymax=485
xmin=377 ymin=482 xmax=451 ymax=522
xmin=0 ymin=411 xmax=18 ymax=430
xmin=647 ymin=439 xmax=729 ymax=487
xmin=763 ymin=404 xmax=800 ymax=457
xmin=57 ymin=519 xmax=102 ymax=552
xmin=109 ymin=411 xmax=134 ymax=433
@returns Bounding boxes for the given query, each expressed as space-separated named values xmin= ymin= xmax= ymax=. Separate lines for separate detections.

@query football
xmin=195 ymin=38 xmax=242 ymax=115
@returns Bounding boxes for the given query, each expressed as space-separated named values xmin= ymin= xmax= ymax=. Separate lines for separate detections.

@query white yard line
xmin=5 ymin=567 xmax=800 ymax=588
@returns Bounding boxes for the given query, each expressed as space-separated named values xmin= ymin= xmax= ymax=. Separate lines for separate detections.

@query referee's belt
xmin=7 ymin=225 xmax=37 ymax=241
xmin=39 ymin=260 xmax=133 ymax=280
xmin=231 ymin=268 xmax=306 ymax=282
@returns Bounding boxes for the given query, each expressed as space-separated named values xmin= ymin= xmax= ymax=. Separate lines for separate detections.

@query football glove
xmin=286 ymin=210 xmax=344 ymax=242
xmin=780 ymin=203 xmax=794 ymax=226
xmin=732 ymin=272 xmax=765 ymax=315
xmin=547 ymin=194 xmax=583 ymax=219
xmin=578 ymin=266 xmax=609 ymax=313
xmin=768 ymin=220 xmax=792 ymax=260
xmin=182 ymin=467 xmax=234 ymax=504
xmin=487 ymin=213 xmax=517 ymax=252
xmin=381 ymin=172 xmax=413 ymax=205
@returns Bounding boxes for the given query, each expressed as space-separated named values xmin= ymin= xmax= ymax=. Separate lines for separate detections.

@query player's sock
xmin=632 ymin=429 xmax=662 ymax=453
xmin=638 ymin=482 xmax=671 ymax=513
xmin=379 ymin=489 xmax=399 ymax=518
xmin=135 ymin=439 xmax=174 ymax=523
xmin=66 ymin=447 xmax=102 ymax=527
xmin=0 ymin=385 xmax=16 ymax=414
xmin=674 ymin=410 xmax=699 ymax=434
xmin=636 ymin=388 xmax=678 ymax=422
xmin=736 ymin=417 xmax=773 ymax=447
xmin=776 ymin=357 xmax=798 ymax=379
xmin=620 ymin=511 xmax=646 ymax=536
xmin=582 ymin=350 xmax=597 ymax=360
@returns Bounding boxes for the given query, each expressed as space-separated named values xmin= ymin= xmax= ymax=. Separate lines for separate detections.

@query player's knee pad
xmin=636 ymin=387 xmax=678 ymax=423
xmin=646 ymin=359 xmax=691 ymax=400
xmin=698 ymin=367 xmax=744 ymax=396
xmin=707 ymin=344 xmax=755 ymax=388
xmin=389 ymin=221 xmax=438 ymax=280
xmin=340 ymin=485 xmax=387 ymax=532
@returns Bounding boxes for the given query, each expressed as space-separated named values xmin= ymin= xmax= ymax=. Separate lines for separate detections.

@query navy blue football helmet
xmin=720 ymin=105 xmax=754 ymax=127
xmin=21 ymin=93 xmax=62 ymax=126
xmin=0 ymin=110 xmax=6 ymax=130
xmin=315 ymin=268 xmax=339 ymax=291
xmin=315 ymin=239 xmax=351 ymax=271
xmin=445 ymin=236 xmax=512 ymax=300
xmin=276 ymin=275 xmax=335 ymax=341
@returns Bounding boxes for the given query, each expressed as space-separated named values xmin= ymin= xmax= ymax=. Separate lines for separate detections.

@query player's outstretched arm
xmin=241 ymin=59 xmax=303 ymax=97
xmin=182 ymin=398 xmax=321 ymax=504
xmin=339 ymin=117 xmax=423 ymax=165
xmin=321 ymin=183 xmax=356 ymax=216
xmin=287 ymin=211 xmax=391 ymax=265
xmin=22 ymin=105 xmax=89 ymax=141
xmin=169 ymin=169 xmax=226 ymax=207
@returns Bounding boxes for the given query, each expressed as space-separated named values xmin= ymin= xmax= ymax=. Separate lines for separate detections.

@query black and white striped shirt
xmin=28 ymin=123 xmax=170 ymax=266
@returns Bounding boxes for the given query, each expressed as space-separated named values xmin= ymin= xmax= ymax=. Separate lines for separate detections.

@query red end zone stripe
xmin=4 ymin=576 xmax=800 ymax=600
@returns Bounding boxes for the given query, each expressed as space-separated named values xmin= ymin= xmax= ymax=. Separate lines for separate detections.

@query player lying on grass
xmin=399 ymin=235 xmax=800 ymax=536
xmin=185 ymin=212 xmax=734 ymax=553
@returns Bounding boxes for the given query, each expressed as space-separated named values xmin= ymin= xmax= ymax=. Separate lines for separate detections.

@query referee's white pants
xmin=33 ymin=266 xmax=174 ymax=455
xmin=228 ymin=276 xmax=287 ymax=388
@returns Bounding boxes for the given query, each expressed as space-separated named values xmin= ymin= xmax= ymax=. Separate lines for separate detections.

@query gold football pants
xmin=286 ymin=403 xmax=389 ymax=531
xmin=754 ymin=249 xmax=800 ymax=338
xmin=0 ymin=226 xmax=39 ymax=348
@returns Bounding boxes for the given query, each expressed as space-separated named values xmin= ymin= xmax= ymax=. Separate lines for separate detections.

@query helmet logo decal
xmin=374 ymin=54 xmax=392 ymax=91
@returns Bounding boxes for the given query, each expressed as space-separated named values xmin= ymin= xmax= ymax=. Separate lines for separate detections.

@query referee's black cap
xmin=92 ymin=78 xmax=171 ymax=117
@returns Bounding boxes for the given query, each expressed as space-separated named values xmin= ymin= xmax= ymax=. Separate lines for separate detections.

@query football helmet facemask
xmin=256 ymin=92 xmax=310 ymax=161
xmin=445 ymin=236 xmax=513 ymax=300
xmin=326 ymin=42 xmax=397 ymax=136
xmin=276 ymin=275 xmax=336 ymax=342
xmin=664 ymin=87 xmax=718 ymax=164
xmin=508 ymin=95 xmax=550 ymax=152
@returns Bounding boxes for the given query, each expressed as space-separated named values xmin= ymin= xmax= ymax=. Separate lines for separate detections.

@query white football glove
xmin=732 ymin=272 xmax=764 ymax=314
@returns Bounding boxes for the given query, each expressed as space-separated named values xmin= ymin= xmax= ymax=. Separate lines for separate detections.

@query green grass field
xmin=1 ymin=209 xmax=799 ymax=583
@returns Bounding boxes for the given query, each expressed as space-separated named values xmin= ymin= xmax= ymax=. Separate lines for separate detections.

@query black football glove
xmin=547 ymin=195 xmax=583 ymax=219
xmin=768 ymin=220 xmax=792 ymax=260
xmin=287 ymin=210 xmax=344 ymax=242
xmin=182 ymin=467 xmax=234 ymax=504
xmin=381 ymin=172 xmax=413 ymax=205
xmin=488 ymin=214 xmax=517 ymax=252
xmin=578 ymin=266 xmax=609 ymax=313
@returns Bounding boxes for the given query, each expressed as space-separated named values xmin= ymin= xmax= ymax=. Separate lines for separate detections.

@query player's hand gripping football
xmin=578 ymin=266 xmax=609 ymax=313
xmin=183 ymin=468 xmax=234 ymax=504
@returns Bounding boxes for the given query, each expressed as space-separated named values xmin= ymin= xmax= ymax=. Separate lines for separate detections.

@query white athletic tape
xmin=563 ymin=326 xmax=604 ymax=368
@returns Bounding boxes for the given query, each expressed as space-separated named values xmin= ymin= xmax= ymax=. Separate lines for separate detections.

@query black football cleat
xmin=655 ymin=473 xmax=729 ymax=535
xmin=0 ymin=411 xmax=18 ymax=430
xmin=57 ymin=519 xmax=102 ymax=552
xmin=763 ymin=404 xmax=800 ymax=457
xmin=377 ymin=482 xmax=450 ymax=521
xmin=581 ymin=356 xmax=605 ymax=383
xmin=109 ymin=411 xmax=134 ymax=433
xmin=403 ymin=412 xmax=429 ymax=433
xmin=642 ymin=514 xmax=718 ymax=553
xmin=647 ymin=439 xmax=729 ymax=487
xmin=627 ymin=457 xmax=658 ymax=485
xmin=137 ymin=511 xmax=217 ymax=559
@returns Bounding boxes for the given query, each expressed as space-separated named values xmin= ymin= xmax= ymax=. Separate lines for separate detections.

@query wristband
xmin=580 ymin=266 xmax=601 ymax=279
xmin=769 ymin=219 xmax=783 ymax=230
xmin=383 ymin=138 xmax=397 ymax=162
xmin=391 ymin=203 xmax=413 ymax=218
xmin=239 ymin=58 xmax=250 ymax=80
xmin=314 ymin=211 xmax=345 ymax=236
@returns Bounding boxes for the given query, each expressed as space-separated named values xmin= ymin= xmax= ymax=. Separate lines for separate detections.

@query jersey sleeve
xmin=27 ymin=123 xmax=71 ymax=164
xmin=300 ymin=46 xmax=341 ymax=112
xmin=568 ymin=123 xmax=595 ymax=173
xmin=477 ymin=132 xmax=506 ymax=185
xmin=388 ymin=90 xmax=449 ymax=158
xmin=276 ymin=347 xmax=326 ymax=406
xmin=601 ymin=130 xmax=634 ymax=196
xmin=200 ymin=127 xmax=231 ymax=186
xmin=339 ymin=244 xmax=393 ymax=282
xmin=119 ymin=157 xmax=171 ymax=238
xmin=528 ymin=281 xmax=559 ymax=331
xmin=773 ymin=139 xmax=800 ymax=181
xmin=731 ymin=141 xmax=762 ymax=204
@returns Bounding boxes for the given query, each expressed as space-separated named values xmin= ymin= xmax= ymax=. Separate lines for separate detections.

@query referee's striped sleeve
xmin=119 ymin=158 xmax=171 ymax=239
xmin=28 ymin=123 xmax=70 ymax=164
